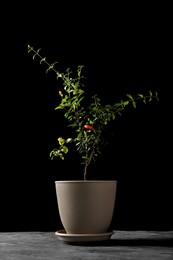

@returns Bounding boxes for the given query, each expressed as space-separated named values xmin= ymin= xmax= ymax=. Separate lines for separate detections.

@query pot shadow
xmin=66 ymin=237 xmax=173 ymax=247
xmin=108 ymin=237 xmax=173 ymax=247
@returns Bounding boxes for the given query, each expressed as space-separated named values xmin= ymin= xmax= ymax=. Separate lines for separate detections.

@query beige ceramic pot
xmin=55 ymin=180 xmax=117 ymax=234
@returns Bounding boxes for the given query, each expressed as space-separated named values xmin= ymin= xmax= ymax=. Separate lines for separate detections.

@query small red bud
xmin=84 ymin=124 xmax=95 ymax=131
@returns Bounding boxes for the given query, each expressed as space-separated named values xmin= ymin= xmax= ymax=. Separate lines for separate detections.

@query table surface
xmin=0 ymin=230 xmax=173 ymax=260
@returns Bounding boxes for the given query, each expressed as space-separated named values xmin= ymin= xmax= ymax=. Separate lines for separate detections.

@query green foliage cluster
xmin=28 ymin=45 xmax=159 ymax=180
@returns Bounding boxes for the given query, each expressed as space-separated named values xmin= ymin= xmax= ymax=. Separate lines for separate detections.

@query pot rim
xmin=55 ymin=180 xmax=117 ymax=184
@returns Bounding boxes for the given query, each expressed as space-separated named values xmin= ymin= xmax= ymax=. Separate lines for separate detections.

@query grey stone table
xmin=0 ymin=231 xmax=173 ymax=260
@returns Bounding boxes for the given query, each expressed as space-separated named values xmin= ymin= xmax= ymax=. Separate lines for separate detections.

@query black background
xmin=1 ymin=2 xmax=172 ymax=232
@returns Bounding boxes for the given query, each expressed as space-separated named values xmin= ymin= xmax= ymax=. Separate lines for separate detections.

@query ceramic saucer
xmin=55 ymin=230 xmax=114 ymax=243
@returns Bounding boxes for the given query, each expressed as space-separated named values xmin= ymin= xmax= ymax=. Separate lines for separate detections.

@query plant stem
xmin=83 ymin=133 xmax=100 ymax=181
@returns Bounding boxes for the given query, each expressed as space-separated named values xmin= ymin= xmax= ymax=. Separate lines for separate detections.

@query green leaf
xmin=112 ymin=113 xmax=115 ymax=120
xmin=66 ymin=138 xmax=72 ymax=143
xmin=58 ymin=137 xmax=65 ymax=146
xmin=77 ymin=133 xmax=83 ymax=140
xmin=62 ymin=146 xmax=68 ymax=154
xmin=126 ymin=94 xmax=133 ymax=100
xmin=55 ymin=105 xmax=63 ymax=110
xmin=132 ymin=100 xmax=136 ymax=108
xmin=148 ymin=90 xmax=153 ymax=102
xmin=123 ymin=101 xmax=129 ymax=106
xmin=68 ymin=123 xmax=78 ymax=128
xmin=60 ymin=154 xmax=65 ymax=160
xmin=143 ymin=98 xmax=146 ymax=104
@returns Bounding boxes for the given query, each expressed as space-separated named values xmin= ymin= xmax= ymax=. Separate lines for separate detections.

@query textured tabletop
xmin=0 ymin=230 xmax=173 ymax=260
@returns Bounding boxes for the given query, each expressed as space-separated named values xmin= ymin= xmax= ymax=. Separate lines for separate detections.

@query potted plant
xmin=27 ymin=45 xmax=159 ymax=242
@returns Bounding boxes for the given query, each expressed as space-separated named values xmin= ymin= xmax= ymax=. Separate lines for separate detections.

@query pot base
xmin=55 ymin=229 xmax=114 ymax=243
